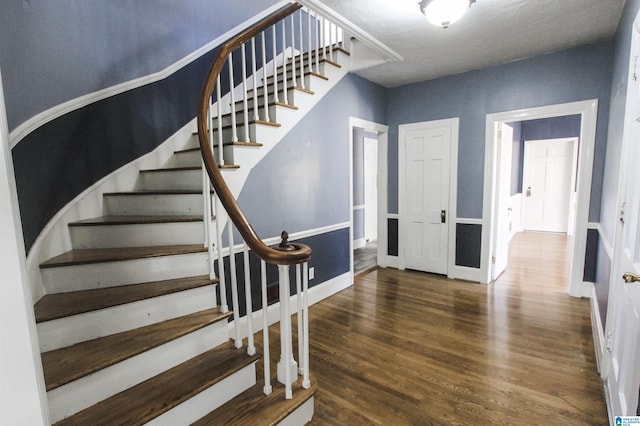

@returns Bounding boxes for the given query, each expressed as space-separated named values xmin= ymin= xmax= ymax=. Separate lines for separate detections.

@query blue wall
xmin=386 ymin=41 xmax=613 ymax=220
xmin=237 ymin=73 xmax=387 ymax=237
xmin=0 ymin=0 xmax=278 ymax=131
xmin=386 ymin=41 xmax=613 ymax=266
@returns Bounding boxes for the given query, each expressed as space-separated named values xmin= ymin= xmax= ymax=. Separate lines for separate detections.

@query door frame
xmin=398 ymin=117 xmax=459 ymax=278
xmin=483 ymin=100 xmax=598 ymax=297
xmin=348 ymin=117 xmax=389 ymax=277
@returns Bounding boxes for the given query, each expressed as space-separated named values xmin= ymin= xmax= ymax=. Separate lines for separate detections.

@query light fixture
xmin=419 ymin=0 xmax=476 ymax=29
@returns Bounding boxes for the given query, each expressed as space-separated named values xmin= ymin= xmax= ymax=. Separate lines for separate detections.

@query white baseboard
xmin=353 ymin=238 xmax=366 ymax=249
xmin=453 ymin=265 xmax=483 ymax=283
xmin=590 ymin=285 xmax=605 ymax=375
xmin=385 ymin=255 xmax=399 ymax=269
xmin=578 ymin=281 xmax=595 ymax=299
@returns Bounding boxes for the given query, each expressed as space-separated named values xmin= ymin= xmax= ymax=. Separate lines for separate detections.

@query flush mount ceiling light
xmin=419 ymin=0 xmax=476 ymax=29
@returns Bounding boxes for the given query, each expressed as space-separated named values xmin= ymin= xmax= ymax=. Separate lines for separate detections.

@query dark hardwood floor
xmin=303 ymin=232 xmax=607 ymax=425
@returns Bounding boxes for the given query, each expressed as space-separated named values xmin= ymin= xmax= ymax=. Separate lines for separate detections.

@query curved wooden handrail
xmin=197 ymin=3 xmax=311 ymax=266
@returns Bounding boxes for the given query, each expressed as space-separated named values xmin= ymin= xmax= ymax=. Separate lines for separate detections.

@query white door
xmin=400 ymin=120 xmax=454 ymax=275
xmin=363 ymin=137 xmax=378 ymax=243
xmin=523 ymin=138 xmax=576 ymax=233
xmin=492 ymin=123 xmax=514 ymax=280
xmin=605 ymin=17 xmax=640 ymax=416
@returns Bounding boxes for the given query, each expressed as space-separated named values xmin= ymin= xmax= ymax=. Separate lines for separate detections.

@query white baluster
xmin=281 ymin=20 xmax=288 ymax=105
xmin=214 ymin=196 xmax=228 ymax=313
xmin=298 ymin=10 xmax=305 ymax=90
xmin=251 ymin=37 xmax=259 ymax=122
xmin=216 ymin=75 xmax=224 ymax=165
xmin=228 ymin=224 xmax=242 ymax=348
xmin=261 ymin=260 xmax=272 ymax=395
xmin=329 ymin=22 xmax=334 ymax=60
xmin=321 ymin=16 xmax=327 ymax=62
xmin=302 ymin=262 xmax=310 ymax=389
xmin=261 ymin=32 xmax=270 ymax=122
xmin=241 ymin=44 xmax=249 ymax=142
xmin=296 ymin=263 xmax=303 ymax=374
xmin=290 ymin=14 xmax=297 ymax=89
xmin=243 ymin=244 xmax=255 ymax=355
xmin=308 ymin=9 xmax=313 ymax=76
xmin=203 ymin=164 xmax=215 ymax=280
xmin=228 ymin=53 xmax=238 ymax=143
xmin=277 ymin=265 xmax=295 ymax=399
xmin=315 ymin=12 xmax=320 ymax=73
xmin=272 ymin=25 xmax=279 ymax=103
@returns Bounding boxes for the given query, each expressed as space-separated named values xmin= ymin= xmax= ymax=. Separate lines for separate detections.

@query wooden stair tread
xmin=40 ymin=244 xmax=206 ymax=268
xmin=42 ymin=308 xmax=231 ymax=392
xmin=54 ymin=341 xmax=259 ymax=426
xmin=69 ymin=215 xmax=205 ymax=226
xmin=230 ymin=100 xmax=299 ymax=111
xmin=193 ymin=376 xmax=318 ymax=426
xmin=34 ymin=275 xmax=218 ymax=323
xmin=104 ymin=189 xmax=211 ymax=196
xmin=140 ymin=166 xmax=200 ymax=173
xmin=184 ymin=140 xmax=264 ymax=148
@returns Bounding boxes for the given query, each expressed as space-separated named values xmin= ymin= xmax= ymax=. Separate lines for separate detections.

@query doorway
xmin=352 ymin=128 xmax=378 ymax=275
xmin=349 ymin=118 xmax=389 ymax=278
xmin=483 ymin=101 xmax=597 ymax=298
xmin=522 ymin=137 xmax=578 ymax=234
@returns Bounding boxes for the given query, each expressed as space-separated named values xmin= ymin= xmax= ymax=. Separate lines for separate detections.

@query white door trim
xmin=398 ymin=117 xmax=459 ymax=278
xmin=483 ymin=100 xmax=598 ymax=297
xmin=349 ymin=117 xmax=389 ymax=276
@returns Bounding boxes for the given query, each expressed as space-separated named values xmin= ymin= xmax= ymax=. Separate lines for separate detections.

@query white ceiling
xmin=317 ymin=0 xmax=625 ymax=87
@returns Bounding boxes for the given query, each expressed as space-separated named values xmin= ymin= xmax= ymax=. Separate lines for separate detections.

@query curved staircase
xmin=33 ymin=4 xmax=349 ymax=425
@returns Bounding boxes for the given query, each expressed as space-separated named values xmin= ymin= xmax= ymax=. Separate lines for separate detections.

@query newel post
xmin=274 ymin=231 xmax=298 ymax=399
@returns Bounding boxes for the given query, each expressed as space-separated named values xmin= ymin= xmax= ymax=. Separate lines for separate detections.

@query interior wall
xmin=237 ymin=73 xmax=387 ymax=237
xmin=386 ymin=41 xmax=614 ymax=268
xmin=0 ymin=0 xmax=279 ymax=132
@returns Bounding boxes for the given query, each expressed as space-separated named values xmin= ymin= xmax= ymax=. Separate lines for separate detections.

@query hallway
xmin=307 ymin=231 xmax=607 ymax=424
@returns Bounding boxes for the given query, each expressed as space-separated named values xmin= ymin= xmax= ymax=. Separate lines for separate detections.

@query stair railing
xmin=197 ymin=3 xmax=345 ymax=399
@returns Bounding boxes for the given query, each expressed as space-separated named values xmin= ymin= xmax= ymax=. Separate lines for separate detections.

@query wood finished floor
xmin=304 ymin=232 xmax=607 ymax=425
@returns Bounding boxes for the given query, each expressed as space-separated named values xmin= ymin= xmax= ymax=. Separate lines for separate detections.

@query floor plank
xmin=305 ymin=232 xmax=607 ymax=425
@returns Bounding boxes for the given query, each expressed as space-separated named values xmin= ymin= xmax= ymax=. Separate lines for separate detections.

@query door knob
xmin=622 ymin=272 xmax=640 ymax=283
xmin=441 ymin=210 xmax=446 ymax=224
xmin=526 ymin=186 xmax=532 ymax=197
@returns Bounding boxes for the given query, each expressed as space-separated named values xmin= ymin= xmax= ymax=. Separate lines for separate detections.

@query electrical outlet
xmin=309 ymin=267 xmax=315 ymax=280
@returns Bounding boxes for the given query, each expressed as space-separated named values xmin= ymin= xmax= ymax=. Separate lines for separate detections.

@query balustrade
xmin=197 ymin=2 xmax=345 ymax=399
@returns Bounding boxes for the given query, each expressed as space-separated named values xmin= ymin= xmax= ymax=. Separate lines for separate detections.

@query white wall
xmin=0 ymin=70 xmax=48 ymax=424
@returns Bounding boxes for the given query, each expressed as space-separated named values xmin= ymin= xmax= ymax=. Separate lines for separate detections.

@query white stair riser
xmin=38 ymin=285 xmax=217 ymax=352
xmin=138 ymin=169 xmax=203 ymax=191
xmin=70 ymin=221 xmax=206 ymax=249
xmin=42 ymin=252 xmax=209 ymax=293
xmin=212 ymin=104 xmax=283 ymax=128
xmin=104 ymin=193 xmax=210 ymax=216
xmin=146 ymin=363 xmax=257 ymax=426
xmin=170 ymin=150 xmax=202 ymax=168
xmin=47 ymin=322 xmax=230 ymax=423
xmin=277 ymin=396 xmax=315 ymax=426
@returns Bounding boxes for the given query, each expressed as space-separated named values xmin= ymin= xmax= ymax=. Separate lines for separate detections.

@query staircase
xmin=33 ymin=4 xmax=349 ymax=425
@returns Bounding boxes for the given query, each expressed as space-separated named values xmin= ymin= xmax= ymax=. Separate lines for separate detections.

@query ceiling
xmin=317 ymin=0 xmax=626 ymax=88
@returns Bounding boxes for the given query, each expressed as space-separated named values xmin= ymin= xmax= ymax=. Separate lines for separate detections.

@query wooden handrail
xmin=197 ymin=3 xmax=311 ymax=266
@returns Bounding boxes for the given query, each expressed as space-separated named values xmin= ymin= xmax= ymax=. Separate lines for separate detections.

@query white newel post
xmin=277 ymin=264 xmax=296 ymax=399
